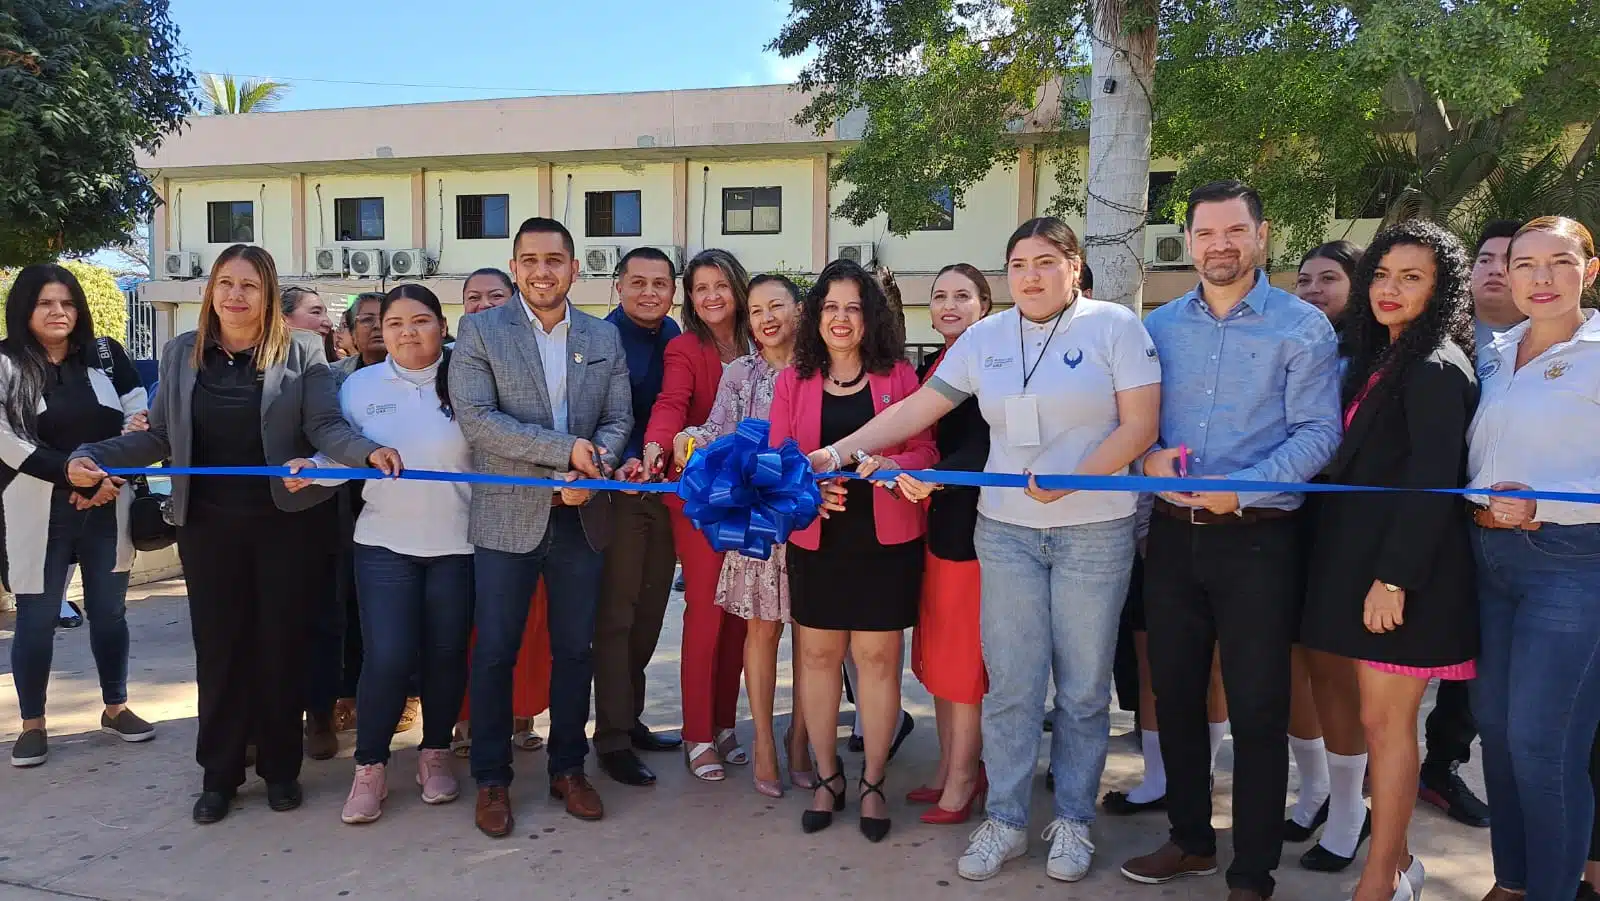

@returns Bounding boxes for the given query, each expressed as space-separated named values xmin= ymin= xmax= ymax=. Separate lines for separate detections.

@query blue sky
xmin=169 ymin=0 xmax=813 ymax=109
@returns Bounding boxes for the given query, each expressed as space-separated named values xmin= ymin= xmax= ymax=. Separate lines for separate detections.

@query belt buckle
xmin=1188 ymin=505 xmax=1208 ymax=526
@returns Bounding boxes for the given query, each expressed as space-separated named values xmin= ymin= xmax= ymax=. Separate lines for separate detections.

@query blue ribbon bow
xmin=676 ymin=418 xmax=822 ymax=560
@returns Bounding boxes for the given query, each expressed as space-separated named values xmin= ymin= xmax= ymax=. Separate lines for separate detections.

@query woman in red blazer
xmin=643 ymin=249 xmax=754 ymax=782
xmin=769 ymin=258 xmax=938 ymax=843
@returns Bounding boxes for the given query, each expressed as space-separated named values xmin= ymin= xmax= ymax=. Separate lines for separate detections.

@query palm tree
xmin=1084 ymin=0 xmax=1158 ymax=313
xmin=197 ymin=73 xmax=289 ymax=114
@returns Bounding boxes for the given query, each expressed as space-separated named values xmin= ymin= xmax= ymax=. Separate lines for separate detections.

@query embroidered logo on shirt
xmin=982 ymin=355 xmax=1014 ymax=370
xmin=1146 ymin=347 xmax=1158 ymax=359
xmin=366 ymin=403 xmax=398 ymax=416
xmin=1545 ymin=360 xmax=1569 ymax=381
xmin=1062 ymin=349 xmax=1084 ymax=369
xmin=1477 ymin=359 xmax=1501 ymax=381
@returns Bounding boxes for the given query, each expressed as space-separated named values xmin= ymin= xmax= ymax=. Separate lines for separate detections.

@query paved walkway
xmin=0 ymin=578 xmax=1493 ymax=901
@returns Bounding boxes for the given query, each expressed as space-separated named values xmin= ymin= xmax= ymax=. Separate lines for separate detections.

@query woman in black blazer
xmin=894 ymin=263 xmax=992 ymax=825
xmin=1300 ymin=220 xmax=1479 ymax=901
xmin=68 ymin=244 xmax=400 ymax=824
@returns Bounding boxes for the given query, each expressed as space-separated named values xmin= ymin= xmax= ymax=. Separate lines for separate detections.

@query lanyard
xmin=1019 ymin=306 xmax=1066 ymax=393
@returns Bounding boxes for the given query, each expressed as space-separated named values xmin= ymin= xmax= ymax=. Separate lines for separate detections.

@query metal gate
xmin=125 ymin=285 xmax=157 ymax=359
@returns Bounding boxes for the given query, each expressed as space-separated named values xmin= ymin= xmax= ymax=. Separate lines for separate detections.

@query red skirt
xmin=912 ymin=551 xmax=986 ymax=705
xmin=458 ymin=579 xmax=552 ymax=721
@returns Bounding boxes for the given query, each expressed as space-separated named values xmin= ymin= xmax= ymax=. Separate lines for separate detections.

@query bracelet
xmin=823 ymin=444 xmax=844 ymax=472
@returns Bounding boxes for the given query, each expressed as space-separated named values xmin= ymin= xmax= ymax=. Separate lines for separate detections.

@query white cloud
xmin=763 ymin=47 xmax=814 ymax=84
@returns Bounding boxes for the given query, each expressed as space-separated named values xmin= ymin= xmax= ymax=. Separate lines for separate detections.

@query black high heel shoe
xmin=858 ymin=769 xmax=891 ymax=843
xmin=802 ymin=757 xmax=847 ymax=834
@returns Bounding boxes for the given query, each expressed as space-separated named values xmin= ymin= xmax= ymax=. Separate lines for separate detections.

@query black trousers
xmin=592 ymin=493 xmax=677 ymax=754
xmin=1144 ymin=512 xmax=1301 ymax=897
xmin=1423 ymin=678 xmax=1477 ymax=770
xmin=178 ymin=501 xmax=330 ymax=792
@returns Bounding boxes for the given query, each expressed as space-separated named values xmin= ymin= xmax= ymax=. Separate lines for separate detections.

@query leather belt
xmin=1468 ymin=502 xmax=1541 ymax=531
xmin=1154 ymin=498 xmax=1296 ymax=526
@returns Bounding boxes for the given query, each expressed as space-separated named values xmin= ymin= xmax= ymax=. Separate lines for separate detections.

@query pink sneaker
xmin=341 ymin=763 xmax=387 ymax=824
xmin=417 ymin=748 xmax=459 ymax=804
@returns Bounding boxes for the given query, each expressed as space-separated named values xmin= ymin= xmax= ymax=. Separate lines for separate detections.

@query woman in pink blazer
xmin=768 ymin=258 xmax=938 ymax=844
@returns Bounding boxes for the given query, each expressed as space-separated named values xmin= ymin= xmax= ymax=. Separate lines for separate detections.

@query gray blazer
xmin=449 ymin=299 xmax=633 ymax=554
xmin=77 ymin=330 xmax=382 ymax=526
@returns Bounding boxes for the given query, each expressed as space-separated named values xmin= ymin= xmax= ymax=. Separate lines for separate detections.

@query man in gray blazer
xmin=449 ymin=217 xmax=632 ymax=835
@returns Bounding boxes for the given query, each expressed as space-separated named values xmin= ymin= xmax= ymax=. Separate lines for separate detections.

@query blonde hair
xmin=1512 ymin=216 xmax=1597 ymax=260
xmin=192 ymin=244 xmax=291 ymax=369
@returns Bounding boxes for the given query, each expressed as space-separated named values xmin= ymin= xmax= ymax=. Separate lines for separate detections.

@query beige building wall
xmin=686 ymin=158 xmax=817 ymax=273
xmin=167 ymin=178 xmax=297 ymax=273
xmin=302 ymin=173 xmax=416 ymax=275
xmin=832 ymin=162 xmax=1021 ymax=272
xmin=553 ymin=162 xmax=676 ymax=261
xmin=428 ymin=167 xmax=545 ymax=275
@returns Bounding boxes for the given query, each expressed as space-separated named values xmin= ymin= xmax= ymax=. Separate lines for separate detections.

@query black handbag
xmin=127 ymin=475 xmax=176 ymax=552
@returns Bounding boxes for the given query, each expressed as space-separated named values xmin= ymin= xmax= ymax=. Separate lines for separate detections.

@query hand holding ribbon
xmin=676 ymin=418 xmax=822 ymax=560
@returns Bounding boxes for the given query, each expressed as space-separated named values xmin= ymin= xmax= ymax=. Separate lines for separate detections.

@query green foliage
xmin=0 ymin=260 xmax=128 ymax=341
xmin=0 ymin=0 xmax=192 ymax=267
xmin=198 ymin=73 xmax=288 ymax=114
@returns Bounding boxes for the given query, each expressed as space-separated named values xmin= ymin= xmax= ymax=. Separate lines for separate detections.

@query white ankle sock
xmin=1125 ymin=730 xmax=1167 ymax=803
xmin=1208 ymin=720 xmax=1230 ymax=773
xmin=1319 ymin=751 xmax=1369 ymax=857
xmin=1288 ymin=735 xmax=1331 ymax=828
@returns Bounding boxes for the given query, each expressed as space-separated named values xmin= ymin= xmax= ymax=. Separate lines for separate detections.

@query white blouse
xmin=1467 ymin=310 xmax=1600 ymax=526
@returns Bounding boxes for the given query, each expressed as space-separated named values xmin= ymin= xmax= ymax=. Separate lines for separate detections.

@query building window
xmin=1147 ymin=171 xmax=1177 ymax=224
xmin=457 ymin=194 xmax=510 ymax=240
xmin=722 ymin=187 xmax=782 ymax=235
xmin=334 ymin=197 xmax=385 ymax=241
xmin=584 ymin=190 xmax=642 ymax=238
xmin=206 ymin=201 xmax=254 ymax=243
xmin=890 ymin=187 xmax=956 ymax=232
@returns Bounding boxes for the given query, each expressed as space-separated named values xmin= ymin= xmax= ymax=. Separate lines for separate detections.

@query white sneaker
xmin=1042 ymin=818 xmax=1095 ymax=882
xmin=957 ymin=819 xmax=1028 ymax=881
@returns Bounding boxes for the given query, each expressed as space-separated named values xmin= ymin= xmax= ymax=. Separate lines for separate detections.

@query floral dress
xmin=683 ymin=353 xmax=790 ymax=623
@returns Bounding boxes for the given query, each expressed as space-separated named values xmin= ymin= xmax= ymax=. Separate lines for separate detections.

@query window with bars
xmin=206 ymin=201 xmax=254 ymax=243
xmin=722 ymin=187 xmax=782 ymax=235
xmin=889 ymin=187 xmax=956 ymax=232
xmin=334 ymin=197 xmax=385 ymax=241
xmin=457 ymin=194 xmax=510 ymax=240
xmin=584 ymin=190 xmax=642 ymax=238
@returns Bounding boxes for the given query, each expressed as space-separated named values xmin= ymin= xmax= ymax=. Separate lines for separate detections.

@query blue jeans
xmin=470 ymin=508 xmax=603 ymax=785
xmin=351 ymin=543 xmax=475 ymax=766
xmin=11 ymin=490 xmax=131 ymax=720
xmin=974 ymin=513 xmax=1135 ymax=829
xmin=1473 ymin=523 xmax=1600 ymax=901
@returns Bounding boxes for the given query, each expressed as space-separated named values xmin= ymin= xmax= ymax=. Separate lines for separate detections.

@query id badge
xmin=1004 ymin=394 xmax=1042 ymax=447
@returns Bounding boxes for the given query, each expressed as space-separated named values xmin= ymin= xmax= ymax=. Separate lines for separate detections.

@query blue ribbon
xmin=673 ymin=419 xmax=822 ymax=560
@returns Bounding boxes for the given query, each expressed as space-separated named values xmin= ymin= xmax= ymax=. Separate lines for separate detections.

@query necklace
xmin=828 ymin=364 xmax=866 ymax=389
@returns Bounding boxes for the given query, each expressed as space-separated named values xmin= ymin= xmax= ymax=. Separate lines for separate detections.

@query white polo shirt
xmin=1467 ymin=309 xmax=1600 ymax=526
xmin=930 ymin=297 xmax=1162 ymax=529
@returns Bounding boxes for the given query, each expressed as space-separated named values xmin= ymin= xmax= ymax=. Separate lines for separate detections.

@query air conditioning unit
xmin=313 ymin=246 xmax=347 ymax=276
xmin=583 ymin=245 xmax=622 ymax=277
xmin=645 ymin=244 xmax=684 ymax=271
xmin=386 ymin=248 xmax=434 ymax=278
xmin=347 ymin=248 xmax=387 ymax=278
xmin=161 ymin=250 xmax=201 ymax=279
xmin=1144 ymin=225 xmax=1192 ymax=268
xmin=836 ymin=242 xmax=875 ymax=267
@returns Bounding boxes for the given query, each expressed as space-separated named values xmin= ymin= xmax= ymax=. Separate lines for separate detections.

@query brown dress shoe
xmin=1119 ymin=841 xmax=1219 ymax=884
xmin=475 ymin=786 xmax=514 ymax=838
xmin=550 ymin=773 xmax=604 ymax=821
xmin=394 ymin=697 xmax=421 ymax=734
xmin=1482 ymin=887 xmax=1525 ymax=901
xmin=333 ymin=698 xmax=357 ymax=733
xmin=304 ymin=713 xmax=338 ymax=761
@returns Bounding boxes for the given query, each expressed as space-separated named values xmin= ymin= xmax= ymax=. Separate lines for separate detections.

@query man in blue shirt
xmin=594 ymin=247 xmax=684 ymax=787
xmin=1119 ymin=180 xmax=1341 ymax=901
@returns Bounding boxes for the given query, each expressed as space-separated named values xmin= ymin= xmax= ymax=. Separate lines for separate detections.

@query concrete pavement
xmin=0 ymin=578 xmax=1494 ymax=901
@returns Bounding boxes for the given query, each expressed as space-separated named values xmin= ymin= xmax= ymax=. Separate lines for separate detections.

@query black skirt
xmin=788 ymin=537 xmax=923 ymax=631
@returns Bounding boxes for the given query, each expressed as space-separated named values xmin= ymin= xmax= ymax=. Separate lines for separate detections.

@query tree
xmin=0 ymin=260 xmax=129 ymax=342
xmin=197 ymin=73 xmax=288 ymax=115
xmin=0 ymin=0 xmax=192 ymax=267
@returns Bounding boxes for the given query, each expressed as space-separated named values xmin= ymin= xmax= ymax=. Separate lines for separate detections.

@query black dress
xmin=1300 ymin=345 xmax=1480 ymax=667
xmin=787 ymin=387 xmax=922 ymax=631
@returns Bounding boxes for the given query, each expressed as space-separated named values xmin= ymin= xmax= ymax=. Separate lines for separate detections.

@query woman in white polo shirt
xmin=1467 ymin=216 xmax=1600 ymax=901
xmin=812 ymin=217 xmax=1161 ymax=883
xmin=286 ymin=283 xmax=524 ymax=826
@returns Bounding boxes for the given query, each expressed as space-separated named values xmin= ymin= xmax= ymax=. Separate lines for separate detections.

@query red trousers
xmin=669 ymin=498 xmax=745 ymax=744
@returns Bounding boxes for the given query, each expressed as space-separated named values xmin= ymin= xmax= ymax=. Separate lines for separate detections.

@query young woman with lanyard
xmin=810 ymin=217 xmax=1160 ymax=881
xmin=1468 ymin=216 xmax=1600 ymax=901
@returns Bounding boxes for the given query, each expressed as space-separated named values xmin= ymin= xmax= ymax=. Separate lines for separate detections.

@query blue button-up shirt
xmin=1143 ymin=270 xmax=1341 ymax=510
xmin=604 ymin=306 xmax=680 ymax=462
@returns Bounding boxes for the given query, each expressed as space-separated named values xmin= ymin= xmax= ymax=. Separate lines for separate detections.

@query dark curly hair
xmin=1341 ymin=219 xmax=1475 ymax=405
xmin=792 ymin=258 xmax=905 ymax=380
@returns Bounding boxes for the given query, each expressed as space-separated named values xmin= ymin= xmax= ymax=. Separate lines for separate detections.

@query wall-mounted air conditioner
xmin=347 ymin=248 xmax=386 ymax=278
xmin=313 ymin=246 xmax=347 ymax=276
xmin=583 ymin=245 xmax=622 ymax=277
xmin=386 ymin=248 xmax=434 ymax=278
xmin=835 ymin=242 xmax=875 ymax=267
xmin=162 ymin=251 xmax=201 ymax=279
xmin=645 ymin=245 xmax=685 ymax=271
xmin=1144 ymin=225 xmax=1192 ymax=268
